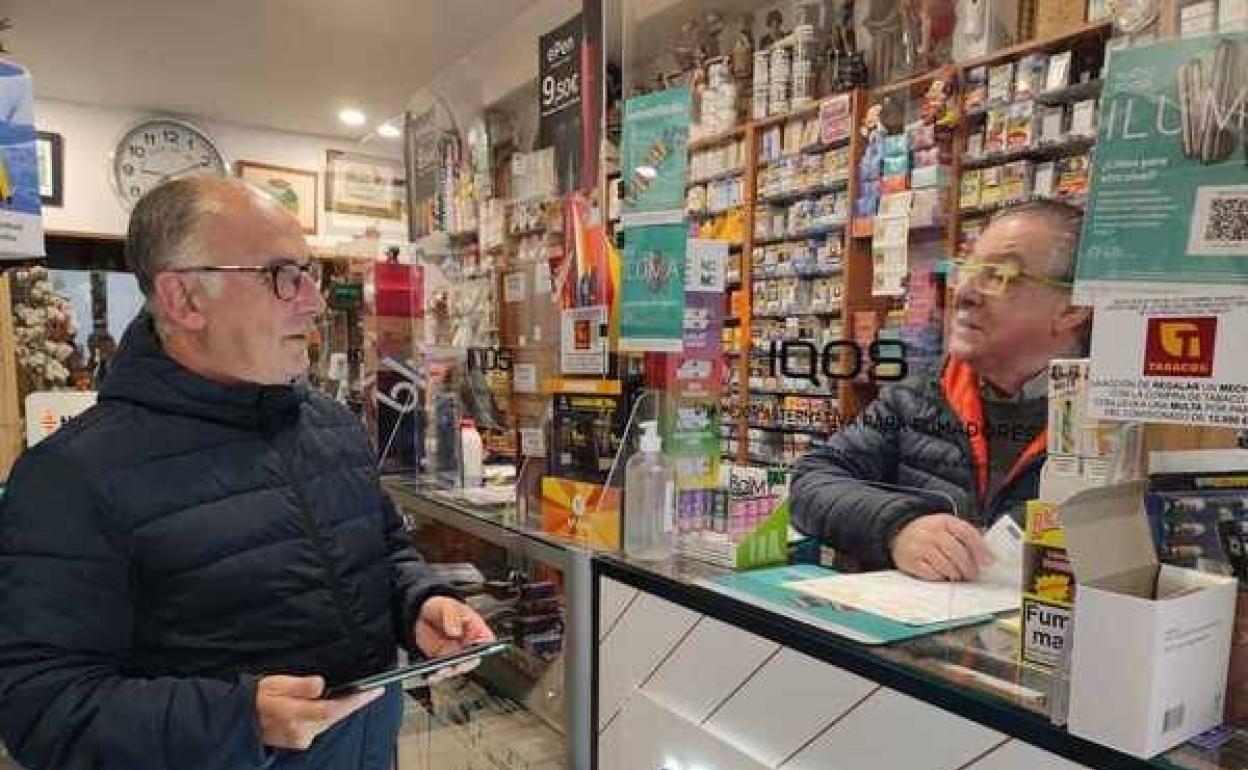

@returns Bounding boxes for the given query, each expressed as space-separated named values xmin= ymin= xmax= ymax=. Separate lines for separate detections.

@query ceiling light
xmin=377 ymin=121 xmax=402 ymax=139
xmin=338 ymin=107 xmax=367 ymax=127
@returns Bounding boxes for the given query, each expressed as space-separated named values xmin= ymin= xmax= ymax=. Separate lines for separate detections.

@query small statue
xmin=697 ymin=10 xmax=725 ymax=61
xmin=860 ymin=103 xmax=886 ymax=169
xmin=921 ymin=78 xmax=957 ymax=128
xmin=670 ymin=19 xmax=701 ymax=72
xmin=759 ymin=9 xmax=788 ymax=49
xmin=730 ymin=14 xmax=754 ymax=81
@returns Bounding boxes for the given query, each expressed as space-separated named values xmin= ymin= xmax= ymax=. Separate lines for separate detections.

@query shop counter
xmin=594 ymin=554 xmax=1246 ymax=770
xmin=384 ymin=479 xmax=594 ymax=770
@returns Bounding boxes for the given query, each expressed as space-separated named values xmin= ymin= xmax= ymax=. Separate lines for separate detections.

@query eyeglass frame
xmin=166 ymin=259 xmax=322 ymax=301
xmin=948 ymin=258 xmax=1073 ymax=297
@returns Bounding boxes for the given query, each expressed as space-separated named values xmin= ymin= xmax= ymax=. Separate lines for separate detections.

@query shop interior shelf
xmin=1035 ymin=78 xmax=1104 ymax=106
xmin=961 ymin=135 xmax=1097 ymax=169
xmin=751 ymin=309 xmax=842 ymax=321
xmin=750 ymin=269 xmax=844 ymax=282
xmin=758 ymin=134 xmax=851 ymax=165
xmin=754 ymin=223 xmax=848 ymax=246
xmin=687 ymin=125 xmax=747 ymax=152
xmin=757 ymin=179 xmax=851 ymax=205
xmin=686 ymin=167 xmax=746 ymax=186
xmin=747 ymin=422 xmax=830 ymax=436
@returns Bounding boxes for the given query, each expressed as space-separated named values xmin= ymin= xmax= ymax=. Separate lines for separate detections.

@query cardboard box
xmin=1064 ymin=481 xmax=1237 ymax=758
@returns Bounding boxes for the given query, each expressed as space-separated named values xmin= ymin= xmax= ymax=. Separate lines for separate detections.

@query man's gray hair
xmin=987 ymin=199 xmax=1085 ymax=283
xmin=124 ymin=178 xmax=226 ymax=297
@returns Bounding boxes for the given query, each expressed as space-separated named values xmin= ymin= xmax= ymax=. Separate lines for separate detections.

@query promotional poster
xmin=1088 ymin=293 xmax=1248 ymax=428
xmin=620 ymin=88 xmax=691 ymax=225
xmin=1075 ymin=33 xmax=1248 ymax=300
xmin=0 ymin=59 xmax=45 ymax=260
xmin=619 ymin=223 xmax=687 ymax=352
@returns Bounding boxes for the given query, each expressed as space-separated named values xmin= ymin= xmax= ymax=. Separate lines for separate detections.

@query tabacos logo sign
xmin=1144 ymin=317 xmax=1217 ymax=377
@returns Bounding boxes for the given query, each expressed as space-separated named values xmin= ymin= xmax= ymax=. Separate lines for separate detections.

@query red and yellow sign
xmin=1144 ymin=317 xmax=1216 ymax=377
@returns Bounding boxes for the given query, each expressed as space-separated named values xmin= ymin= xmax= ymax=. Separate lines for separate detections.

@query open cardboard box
xmin=1063 ymin=480 xmax=1237 ymax=758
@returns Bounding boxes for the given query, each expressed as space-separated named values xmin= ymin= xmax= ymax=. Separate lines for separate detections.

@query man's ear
xmin=152 ymin=272 xmax=208 ymax=333
xmin=1054 ymin=301 xmax=1092 ymax=336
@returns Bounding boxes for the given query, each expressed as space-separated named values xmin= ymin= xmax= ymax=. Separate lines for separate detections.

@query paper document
xmin=787 ymin=517 xmax=1024 ymax=626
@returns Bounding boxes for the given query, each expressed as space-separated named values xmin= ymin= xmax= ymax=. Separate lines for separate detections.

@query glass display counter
xmin=595 ymin=553 xmax=1248 ymax=770
xmin=385 ymin=478 xmax=593 ymax=770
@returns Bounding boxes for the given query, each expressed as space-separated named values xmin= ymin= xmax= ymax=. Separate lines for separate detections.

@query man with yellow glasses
xmin=791 ymin=200 xmax=1091 ymax=582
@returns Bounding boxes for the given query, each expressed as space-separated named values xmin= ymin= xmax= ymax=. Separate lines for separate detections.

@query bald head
xmin=984 ymin=199 xmax=1084 ymax=284
xmin=125 ymin=177 xmax=288 ymax=297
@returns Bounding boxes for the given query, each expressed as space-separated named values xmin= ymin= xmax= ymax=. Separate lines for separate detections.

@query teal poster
xmin=0 ymin=58 xmax=45 ymax=260
xmin=620 ymin=223 xmax=686 ymax=352
xmin=620 ymin=88 xmax=690 ymax=225
xmin=1074 ymin=33 xmax=1248 ymax=301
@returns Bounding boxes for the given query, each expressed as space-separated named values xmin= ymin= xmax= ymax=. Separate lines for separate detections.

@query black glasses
xmin=168 ymin=260 xmax=322 ymax=301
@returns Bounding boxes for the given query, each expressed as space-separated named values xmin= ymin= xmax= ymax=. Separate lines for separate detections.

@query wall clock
xmin=111 ymin=117 xmax=227 ymax=209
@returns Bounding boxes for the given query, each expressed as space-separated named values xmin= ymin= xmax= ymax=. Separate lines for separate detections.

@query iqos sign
xmin=761 ymin=339 xmax=909 ymax=386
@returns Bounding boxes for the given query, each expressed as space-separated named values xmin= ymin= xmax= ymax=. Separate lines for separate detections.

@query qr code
xmin=1188 ymin=186 xmax=1248 ymax=256
xmin=1205 ymin=197 xmax=1248 ymax=243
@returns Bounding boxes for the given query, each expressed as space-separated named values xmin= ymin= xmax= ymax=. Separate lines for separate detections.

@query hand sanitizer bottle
xmin=623 ymin=421 xmax=676 ymax=560
xmin=459 ymin=418 xmax=484 ymax=488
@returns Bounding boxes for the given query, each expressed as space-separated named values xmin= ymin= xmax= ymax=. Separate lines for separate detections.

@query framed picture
xmin=36 ymin=132 xmax=63 ymax=207
xmin=325 ymin=150 xmax=405 ymax=221
xmin=235 ymin=161 xmax=318 ymax=234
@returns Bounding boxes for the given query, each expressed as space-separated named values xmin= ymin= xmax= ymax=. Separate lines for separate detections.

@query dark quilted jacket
xmin=0 ymin=314 xmax=452 ymax=770
xmin=790 ymin=361 xmax=1045 ymax=570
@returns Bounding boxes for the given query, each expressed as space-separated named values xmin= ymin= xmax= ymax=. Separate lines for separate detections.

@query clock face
xmin=112 ymin=118 xmax=227 ymax=209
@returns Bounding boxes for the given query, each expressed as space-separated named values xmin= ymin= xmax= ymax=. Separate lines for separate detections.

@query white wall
xmin=34 ymin=97 xmax=403 ymax=246
xmin=411 ymin=0 xmax=580 ymax=136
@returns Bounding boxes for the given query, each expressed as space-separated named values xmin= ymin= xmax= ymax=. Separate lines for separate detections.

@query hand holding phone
xmin=323 ymin=639 xmax=512 ymax=699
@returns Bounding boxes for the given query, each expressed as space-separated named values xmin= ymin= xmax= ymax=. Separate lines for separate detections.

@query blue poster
xmin=0 ymin=58 xmax=44 ymax=260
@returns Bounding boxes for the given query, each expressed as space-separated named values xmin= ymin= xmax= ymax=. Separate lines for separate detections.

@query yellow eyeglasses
xmin=949 ymin=260 xmax=1073 ymax=297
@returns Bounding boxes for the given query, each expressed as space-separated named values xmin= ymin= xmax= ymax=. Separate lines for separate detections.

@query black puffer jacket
xmin=0 ymin=314 xmax=452 ymax=770
xmin=790 ymin=358 xmax=1046 ymax=570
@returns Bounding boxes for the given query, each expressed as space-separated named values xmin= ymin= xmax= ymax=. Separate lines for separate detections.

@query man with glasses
xmin=0 ymin=178 xmax=493 ymax=769
xmin=790 ymin=200 xmax=1091 ymax=582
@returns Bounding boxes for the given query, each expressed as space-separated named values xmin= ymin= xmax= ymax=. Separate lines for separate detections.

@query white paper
xmin=978 ymin=515 xmax=1024 ymax=589
xmin=560 ymin=305 xmax=609 ymax=376
xmin=513 ymin=363 xmax=538 ymax=393
xmin=1088 ymin=292 xmax=1248 ymax=428
xmin=520 ymin=428 xmax=547 ymax=457
xmin=686 ymin=239 xmax=729 ymax=293
xmin=533 ymin=263 xmax=552 ymax=295
xmin=787 ymin=570 xmax=1020 ymax=626
xmin=504 ymin=272 xmax=527 ymax=303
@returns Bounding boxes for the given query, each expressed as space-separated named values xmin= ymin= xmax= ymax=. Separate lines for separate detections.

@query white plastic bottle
xmin=459 ymin=418 xmax=484 ymax=488
xmin=623 ymin=421 xmax=677 ymax=560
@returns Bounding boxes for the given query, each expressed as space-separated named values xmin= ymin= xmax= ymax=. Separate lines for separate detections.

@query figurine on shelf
xmin=863 ymin=0 xmax=903 ymax=86
xmin=917 ymin=0 xmax=956 ymax=69
xmin=697 ymin=10 xmax=725 ymax=61
xmin=669 ymin=19 xmax=701 ymax=73
xmin=860 ymin=103 xmax=886 ymax=169
xmin=759 ymin=9 xmax=788 ymax=49
xmin=730 ymin=13 xmax=754 ymax=81
xmin=920 ymin=77 xmax=958 ymax=129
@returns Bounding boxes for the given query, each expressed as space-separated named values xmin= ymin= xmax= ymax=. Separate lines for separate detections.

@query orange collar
xmin=941 ymin=357 xmax=1047 ymax=503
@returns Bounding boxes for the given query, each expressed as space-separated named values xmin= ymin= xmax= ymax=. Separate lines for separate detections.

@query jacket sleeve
xmin=381 ymin=491 xmax=460 ymax=652
xmin=789 ymin=387 xmax=942 ymax=570
xmin=0 ymin=448 xmax=270 ymax=770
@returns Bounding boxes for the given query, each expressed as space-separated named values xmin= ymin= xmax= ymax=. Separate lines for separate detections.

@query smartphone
xmin=323 ymin=639 xmax=511 ymax=699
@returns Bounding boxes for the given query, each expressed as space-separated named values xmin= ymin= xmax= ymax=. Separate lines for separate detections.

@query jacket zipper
xmin=272 ymin=432 xmax=371 ymax=662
